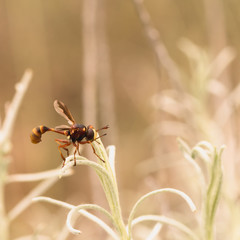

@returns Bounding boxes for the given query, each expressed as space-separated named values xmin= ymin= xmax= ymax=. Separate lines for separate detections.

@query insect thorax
xmin=70 ymin=124 xmax=87 ymax=142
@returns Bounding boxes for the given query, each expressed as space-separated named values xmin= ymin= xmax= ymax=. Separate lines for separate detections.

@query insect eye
xmin=86 ymin=128 xmax=95 ymax=140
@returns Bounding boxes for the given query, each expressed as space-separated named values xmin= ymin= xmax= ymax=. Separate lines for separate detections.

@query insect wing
xmin=55 ymin=125 xmax=71 ymax=130
xmin=54 ymin=100 xmax=76 ymax=125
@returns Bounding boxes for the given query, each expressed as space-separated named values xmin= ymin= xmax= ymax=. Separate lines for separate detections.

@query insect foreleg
xmin=79 ymin=140 xmax=105 ymax=162
xmin=72 ymin=142 xmax=81 ymax=166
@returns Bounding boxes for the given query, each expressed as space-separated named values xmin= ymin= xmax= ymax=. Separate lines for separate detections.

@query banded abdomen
xmin=30 ymin=125 xmax=49 ymax=144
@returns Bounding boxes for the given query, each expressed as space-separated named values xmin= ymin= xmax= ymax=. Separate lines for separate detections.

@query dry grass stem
xmin=132 ymin=0 xmax=182 ymax=90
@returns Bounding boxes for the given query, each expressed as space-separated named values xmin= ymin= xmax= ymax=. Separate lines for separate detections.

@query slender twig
xmin=6 ymin=167 xmax=73 ymax=183
xmin=0 ymin=69 xmax=33 ymax=240
xmin=146 ymin=223 xmax=162 ymax=240
xmin=132 ymin=215 xmax=200 ymax=240
xmin=0 ymin=69 xmax=33 ymax=146
xmin=8 ymin=176 xmax=59 ymax=222
xmin=131 ymin=0 xmax=182 ymax=90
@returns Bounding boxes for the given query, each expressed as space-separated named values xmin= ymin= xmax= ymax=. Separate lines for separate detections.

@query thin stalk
xmin=0 ymin=69 xmax=33 ymax=145
xmin=145 ymin=223 xmax=162 ymax=240
xmin=92 ymin=139 xmax=128 ymax=239
xmin=131 ymin=0 xmax=182 ymax=91
xmin=132 ymin=215 xmax=199 ymax=240
xmin=0 ymin=69 xmax=33 ymax=240
xmin=6 ymin=167 xmax=73 ymax=183
xmin=0 ymin=173 xmax=8 ymax=240
xmin=62 ymin=153 xmax=128 ymax=239
xmin=8 ymin=176 xmax=58 ymax=222
xmin=203 ymin=147 xmax=224 ymax=240
xmin=61 ymin=138 xmax=128 ymax=239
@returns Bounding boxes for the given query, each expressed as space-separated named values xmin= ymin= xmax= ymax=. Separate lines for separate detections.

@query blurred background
xmin=1 ymin=0 xmax=240 ymax=239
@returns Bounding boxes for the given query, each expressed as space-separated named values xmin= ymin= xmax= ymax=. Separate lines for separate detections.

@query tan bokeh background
xmin=1 ymin=0 xmax=240 ymax=239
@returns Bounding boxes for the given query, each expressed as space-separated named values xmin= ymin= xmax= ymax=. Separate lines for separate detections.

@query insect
xmin=30 ymin=100 xmax=109 ymax=166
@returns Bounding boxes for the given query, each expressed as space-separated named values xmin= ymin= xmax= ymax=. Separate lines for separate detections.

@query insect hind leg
xmin=55 ymin=139 xmax=71 ymax=166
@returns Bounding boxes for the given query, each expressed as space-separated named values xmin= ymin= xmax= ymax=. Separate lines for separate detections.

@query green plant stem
xmin=204 ymin=147 xmax=223 ymax=240
xmin=91 ymin=139 xmax=129 ymax=239
xmin=62 ymin=154 xmax=128 ymax=239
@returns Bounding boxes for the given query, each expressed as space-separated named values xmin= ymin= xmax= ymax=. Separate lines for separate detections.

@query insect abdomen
xmin=30 ymin=125 xmax=49 ymax=144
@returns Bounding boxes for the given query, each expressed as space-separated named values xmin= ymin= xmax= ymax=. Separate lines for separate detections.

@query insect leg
xmin=79 ymin=140 xmax=105 ymax=162
xmin=72 ymin=142 xmax=80 ymax=166
xmin=55 ymin=139 xmax=71 ymax=166
xmin=89 ymin=141 xmax=105 ymax=162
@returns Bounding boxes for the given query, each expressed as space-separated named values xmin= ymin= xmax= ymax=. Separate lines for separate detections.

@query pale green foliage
xmin=34 ymin=139 xmax=197 ymax=240
xmin=179 ymin=139 xmax=225 ymax=240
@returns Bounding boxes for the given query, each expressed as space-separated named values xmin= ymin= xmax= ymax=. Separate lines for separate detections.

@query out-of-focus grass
xmin=1 ymin=0 xmax=240 ymax=239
